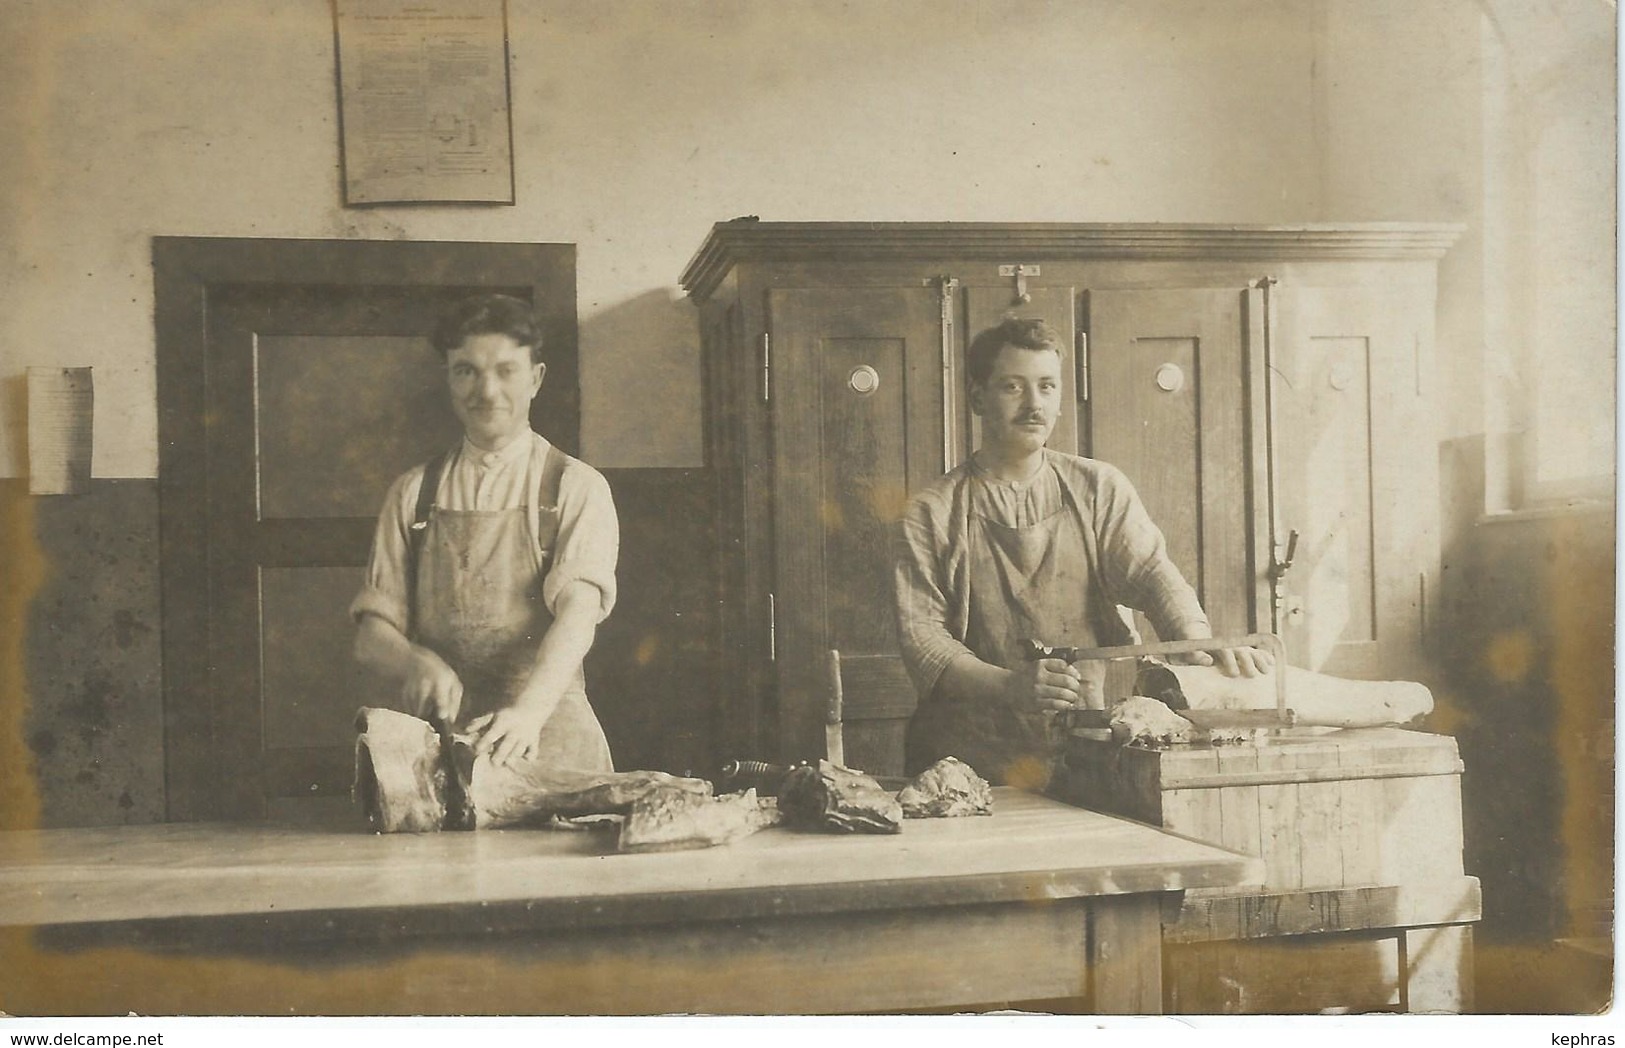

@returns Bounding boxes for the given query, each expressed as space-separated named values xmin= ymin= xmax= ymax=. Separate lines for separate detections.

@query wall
xmin=1311 ymin=4 xmax=1615 ymax=995
xmin=0 ymin=0 xmax=1325 ymax=477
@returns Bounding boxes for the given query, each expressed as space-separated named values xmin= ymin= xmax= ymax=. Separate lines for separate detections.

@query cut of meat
xmin=1142 ymin=662 xmax=1434 ymax=727
xmin=353 ymin=707 xmax=450 ymax=833
xmin=466 ymin=758 xmax=714 ymax=829
xmin=896 ymin=757 xmax=993 ymax=819
xmin=617 ymin=789 xmax=781 ymax=853
xmin=779 ymin=760 xmax=903 ymax=834
xmin=1109 ymin=696 xmax=1196 ymax=748
xmin=353 ymin=707 xmax=715 ymax=832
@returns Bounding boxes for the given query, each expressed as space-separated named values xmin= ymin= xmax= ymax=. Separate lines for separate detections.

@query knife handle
xmin=718 ymin=760 xmax=797 ymax=795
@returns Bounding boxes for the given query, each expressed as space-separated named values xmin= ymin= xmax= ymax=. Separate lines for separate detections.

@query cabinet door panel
xmin=961 ymin=286 xmax=1079 ymax=457
xmin=1274 ymin=286 xmax=1435 ymax=678
xmin=1086 ymin=289 xmax=1256 ymax=640
xmin=769 ymin=288 xmax=945 ymax=762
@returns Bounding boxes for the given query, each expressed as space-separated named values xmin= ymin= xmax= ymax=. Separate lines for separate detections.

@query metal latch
xmin=998 ymin=263 xmax=1039 ymax=305
xmin=1269 ymin=529 xmax=1300 ymax=580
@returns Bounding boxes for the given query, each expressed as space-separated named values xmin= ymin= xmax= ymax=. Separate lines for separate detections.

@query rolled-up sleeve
xmin=1092 ymin=465 xmax=1210 ymax=640
xmin=349 ymin=469 xmax=421 ymax=635
xmin=893 ymin=496 xmax=975 ymax=699
xmin=542 ymin=464 xmax=619 ymax=623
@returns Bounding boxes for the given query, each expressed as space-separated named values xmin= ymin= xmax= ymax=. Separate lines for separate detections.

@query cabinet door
xmin=961 ymin=285 xmax=1081 ymax=456
xmin=1272 ymin=284 xmax=1436 ymax=678
xmin=1085 ymin=288 xmax=1259 ymax=639
xmin=769 ymin=287 xmax=946 ymax=763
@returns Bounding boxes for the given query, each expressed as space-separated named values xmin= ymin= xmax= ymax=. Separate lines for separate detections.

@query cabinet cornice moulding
xmin=680 ymin=222 xmax=1465 ymax=300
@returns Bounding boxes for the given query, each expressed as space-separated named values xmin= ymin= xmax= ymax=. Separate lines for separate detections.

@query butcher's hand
xmin=403 ymin=647 xmax=464 ymax=723
xmin=1185 ymin=645 xmax=1275 ymax=678
xmin=466 ymin=706 xmax=548 ymax=768
xmin=1005 ymin=658 xmax=1085 ymax=712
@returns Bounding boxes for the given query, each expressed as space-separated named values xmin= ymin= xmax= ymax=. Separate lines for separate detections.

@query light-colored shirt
xmin=350 ymin=430 xmax=619 ymax=635
xmin=893 ymin=449 xmax=1209 ymax=699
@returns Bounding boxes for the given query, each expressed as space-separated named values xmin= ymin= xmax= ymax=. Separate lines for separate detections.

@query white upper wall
xmin=1 ymin=0 xmax=1611 ymax=484
xmin=0 ymin=0 xmax=1323 ymax=476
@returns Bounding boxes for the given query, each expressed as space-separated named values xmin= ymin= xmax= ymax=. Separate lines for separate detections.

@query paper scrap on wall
xmin=27 ymin=366 xmax=93 ymax=495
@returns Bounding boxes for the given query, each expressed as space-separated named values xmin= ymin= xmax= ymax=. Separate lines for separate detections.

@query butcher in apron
xmin=351 ymin=294 xmax=617 ymax=772
xmin=893 ymin=317 xmax=1270 ymax=789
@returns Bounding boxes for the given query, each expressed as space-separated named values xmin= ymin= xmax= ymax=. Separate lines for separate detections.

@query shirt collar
xmin=461 ymin=429 xmax=535 ymax=470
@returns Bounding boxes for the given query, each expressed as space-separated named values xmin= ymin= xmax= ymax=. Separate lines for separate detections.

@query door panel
xmin=259 ymin=566 xmax=380 ymax=751
xmin=1278 ymin=335 xmax=1377 ymax=652
xmin=1086 ymin=289 xmax=1256 ymax=640
xmin=255 ymin=334 xmax=459 ymax=519
xmin=770 ymin=287 xmax=944 ymax=763
xmin=820 ymin=337 xmax=909 ymax=653
xmin=157 ymin=239 xmax=576 ymax=821
xmin=961 ymin=286 xmax=1079 ymax=456
xmin=1273 ymin=286 xmax=1435 ymax=678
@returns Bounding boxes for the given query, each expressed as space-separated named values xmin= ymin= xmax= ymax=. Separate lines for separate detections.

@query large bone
xmin=1152 ymin=663 xmax=1433 ymax=727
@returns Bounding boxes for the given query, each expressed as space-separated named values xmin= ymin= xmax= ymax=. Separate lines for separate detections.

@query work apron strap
xmin=529 ymin=441 xmax=568 ymax=563
xmin=407 ymin=450 xmax=451 ymax=638
xmin=539 ymin=442 xmax=568 ymax=507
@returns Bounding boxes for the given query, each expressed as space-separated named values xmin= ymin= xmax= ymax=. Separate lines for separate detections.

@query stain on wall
xmin=15 ymin=479 xmax=165 ymax=827
xmin=1437 ymin=438 xmax=1615 ymax=956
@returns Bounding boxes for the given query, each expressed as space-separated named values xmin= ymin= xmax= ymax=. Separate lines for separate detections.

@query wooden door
xmin=1271 ymin=284 xmax=1436 ymax=678
xmin=768 ymin=287 xmax=945 ymax=766
xmin=960 ymin=285 xmax=1081 ymax=457
xmin=1085 ymin=288 xmax=1260 ymax=640
xmin=156 ymin=239 xmax=575 ymax=820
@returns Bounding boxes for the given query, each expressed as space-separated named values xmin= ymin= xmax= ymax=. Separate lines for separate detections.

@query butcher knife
xmin=429 ymin=714 xmax=476 ymax=830
xmin=1024 ymin=634 xmax=1295 ymax=733
xmin=824 ymin=649 xmax=845 ymax=768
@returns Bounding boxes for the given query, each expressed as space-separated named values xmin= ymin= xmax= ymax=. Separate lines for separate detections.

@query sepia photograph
xmin=0 ymin=0 xmax=1616 ymax=1036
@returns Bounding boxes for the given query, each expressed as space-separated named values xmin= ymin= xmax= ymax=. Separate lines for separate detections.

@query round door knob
xmin=1155 ymin=363 xmax=1185 ymax=393
xmin=1329 ymin=360 xmax=1354 ymax=391
xmin=848 ymin=365 xmax=880 ymax=394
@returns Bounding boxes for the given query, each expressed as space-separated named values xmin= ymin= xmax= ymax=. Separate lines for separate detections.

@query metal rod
xmin=1260 ymin=277 xmax=1284 ymax=635
xmin=939 ymin=276 xmax=958 ymax=471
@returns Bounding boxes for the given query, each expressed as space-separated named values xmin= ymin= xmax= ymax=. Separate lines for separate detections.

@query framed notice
xmin=334 ymin=0 xmax=515 ymax=205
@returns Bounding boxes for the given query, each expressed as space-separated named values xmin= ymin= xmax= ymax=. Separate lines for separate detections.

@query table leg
xmin=1090 ymin=894 xmax=1166 ymax=1014
xmin=1404 ymin=924 xmax=1473 ymax=1013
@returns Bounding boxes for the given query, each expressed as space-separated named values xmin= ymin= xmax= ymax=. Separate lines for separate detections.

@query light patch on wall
xmin=1483 ymin=628 xmax=1535 ymax=684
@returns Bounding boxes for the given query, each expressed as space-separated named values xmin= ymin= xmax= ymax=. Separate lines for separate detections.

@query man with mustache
xmin=893 ymin=317 xmax=1269 ymax=788
xmin=351 ymin=294 xmax=619 ymax=772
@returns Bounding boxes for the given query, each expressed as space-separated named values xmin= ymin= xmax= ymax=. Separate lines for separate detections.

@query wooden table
xmin=0 ymin=789 xmax=1261 ymax=1016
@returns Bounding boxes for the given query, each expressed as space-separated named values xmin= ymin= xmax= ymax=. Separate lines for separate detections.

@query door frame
xmin=153 ymin=237 xmax=576 ymax=820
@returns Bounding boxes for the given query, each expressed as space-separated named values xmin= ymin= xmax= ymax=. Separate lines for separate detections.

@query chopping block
xmin=1046 ymin=637 xmax=1480 ymax=1014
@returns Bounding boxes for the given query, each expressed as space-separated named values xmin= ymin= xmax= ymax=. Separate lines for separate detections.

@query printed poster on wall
xmin=334 ymin=0 xmax=515 ymax=205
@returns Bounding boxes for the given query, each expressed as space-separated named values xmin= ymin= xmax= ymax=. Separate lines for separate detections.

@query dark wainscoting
xmin=3 ymin=467 xmax=720 ymax=828
xmin=587 ymin=468 xmax=722 ymax=779
xmin=5 ymin=479 xmax=166 ymax=828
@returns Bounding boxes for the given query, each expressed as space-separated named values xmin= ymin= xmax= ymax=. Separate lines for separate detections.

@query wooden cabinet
xmin=682 ymin=223 xmax=1460 ymax=767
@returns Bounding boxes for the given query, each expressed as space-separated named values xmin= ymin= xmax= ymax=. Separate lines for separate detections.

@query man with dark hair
xmin=351 ymin=293 xmax=619 ymax=771
xmin=893 ymin=317 xmax=1269 ymax=788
